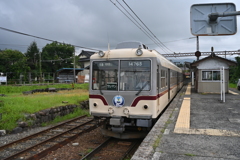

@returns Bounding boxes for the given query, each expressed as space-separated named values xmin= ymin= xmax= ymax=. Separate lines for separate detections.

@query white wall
xmin=197 ymin=59 xmax=229 ymax=70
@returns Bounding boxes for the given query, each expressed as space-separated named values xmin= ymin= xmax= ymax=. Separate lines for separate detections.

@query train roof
xmin=115 ymin=41 xmax=148 ymax=49
xmin=90 ymin=48 xmax=182 ymax=72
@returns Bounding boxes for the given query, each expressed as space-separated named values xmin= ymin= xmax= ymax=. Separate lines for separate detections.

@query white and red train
xmin=89 ymin=42 xmax=183 ymax=139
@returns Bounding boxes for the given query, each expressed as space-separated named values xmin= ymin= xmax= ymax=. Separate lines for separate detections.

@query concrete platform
xmin=132 ymin=82 xmax=240 ymax=160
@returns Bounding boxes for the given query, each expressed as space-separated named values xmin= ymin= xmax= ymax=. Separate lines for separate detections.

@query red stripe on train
xmin=89 ymin=84 xmax=179 ymax=107
xmin=89 ymin=95 xmax=108 ymax=105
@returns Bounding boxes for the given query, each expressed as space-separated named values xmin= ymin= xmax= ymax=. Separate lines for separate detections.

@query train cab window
xmin=119 ymin=60 xmax=151 ymax=91
xmin=92 ymin=61 xmax=118 ymax=90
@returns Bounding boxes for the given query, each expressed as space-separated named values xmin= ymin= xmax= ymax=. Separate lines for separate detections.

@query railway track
xmin=81 ymin=137 xmax=142 ymax=160
xmin=0 ymin=115 xmax=103 ymax=160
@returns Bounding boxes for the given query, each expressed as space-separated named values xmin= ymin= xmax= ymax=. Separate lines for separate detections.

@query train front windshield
xmin=92 ymin=60 xmax=151 ymax=91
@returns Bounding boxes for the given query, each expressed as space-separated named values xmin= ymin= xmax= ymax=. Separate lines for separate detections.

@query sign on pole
xmin=190 ymin=3 xmax=237 ymax=36
xmin=0 ymin=76 xmax=7 ymax=82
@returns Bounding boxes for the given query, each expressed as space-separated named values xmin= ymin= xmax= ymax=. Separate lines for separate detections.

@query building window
xmin=202 ymin=71 xmax=220 ymax=81
xmin=213 ymin=71 xmax=220 ymax=80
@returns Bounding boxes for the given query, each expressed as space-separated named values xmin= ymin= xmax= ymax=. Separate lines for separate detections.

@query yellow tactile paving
xmin=174 ymin=97 xmax=190 ymax=129
xmin=174 ymin=83 xmax=191 ymax=131
xmin=185 ymin=82 xmax=191 ymax=95
xmin=173 ymin=83 xmax=240 ymax=137
xmin=229 ymin=90 xmax=239 ymax=95
xmin=174 ymin=128 xmax=240 ymax=137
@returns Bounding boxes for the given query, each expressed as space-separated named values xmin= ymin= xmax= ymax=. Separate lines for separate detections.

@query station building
xmin=191 ymin=54 xmax=236 ymax=93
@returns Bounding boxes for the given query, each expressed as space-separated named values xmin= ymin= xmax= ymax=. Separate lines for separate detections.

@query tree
xmin=25 ymin=41 xmax=40 ymax=72
xmin=0 ymin=49 xmax=29 ymax=80
xmin=41 ymin=42 xmax=75 ymax=73
xmin=229 ymin=56 xmax=240 ymax=83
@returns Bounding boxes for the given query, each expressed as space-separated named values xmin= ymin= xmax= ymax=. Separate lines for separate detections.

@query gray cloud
xmin=0 ymin=0 xmax=240 ymax=58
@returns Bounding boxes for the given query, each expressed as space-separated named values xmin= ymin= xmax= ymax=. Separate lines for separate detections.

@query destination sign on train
xmin=93 ymin=61 xmax=118 ymax=68
xmin=121 ymin=60 xmax=150 ymax=68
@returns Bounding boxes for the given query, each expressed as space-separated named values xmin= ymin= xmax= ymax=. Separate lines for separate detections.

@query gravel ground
xmin=0 ymin=125 xmax=107 ymax=160
xmin=41 ymin=127 xmax=107 ymax=160
xmin=0 ymin=126 xmax=50 ymax=147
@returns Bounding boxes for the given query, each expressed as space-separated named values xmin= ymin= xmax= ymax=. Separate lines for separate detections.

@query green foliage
xmin=229 ymin=57 xmax=240 ymax=83
xmin=0 ymin=41 xmax=83 ymax=84
xmin=229 ymin=83 xmax=237 ymax=88
xmin=41 ymin=41 xmax=75 ymax=73
xmin=25 ymin=41 xmax=40 ymax=72
xmin=0 ymin=49 xmax=29 ymax=79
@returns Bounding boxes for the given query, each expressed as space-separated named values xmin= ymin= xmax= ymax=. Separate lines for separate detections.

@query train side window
xmin=161 ymin=70 xmax=166 ymax=88
xmin=165 ymin=70 xmax=168 ymax=86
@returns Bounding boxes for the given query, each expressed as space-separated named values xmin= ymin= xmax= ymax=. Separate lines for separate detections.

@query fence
xmin=0 ymin=72 xmax=57 ymax=85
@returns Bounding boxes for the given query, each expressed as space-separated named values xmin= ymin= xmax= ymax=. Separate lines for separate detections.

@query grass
xmin=0 ymin=84 xmax=89 ymax=131
xmin=0 ymin=83 xmax=89 ymax=94
xmin=229 ymin=83 xmax=237 ymax=89
xmin=184 ymin=153 xmax=196 ymax=156
xmin=153 ymin=133 xmax=163 ymax=149
xmin=41 ymin=108 xmax=89 ymax=127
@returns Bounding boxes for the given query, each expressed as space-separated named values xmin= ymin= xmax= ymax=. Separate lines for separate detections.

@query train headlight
xmin=108 ymin=107 xmax=114 ymax=114
xmin=98 ymin=51 xmax=105 ymax=57
xmin=136 ymin=48 xmax=143 ymax=56
xmin=123 ymin=108 xmax=129 ymax=115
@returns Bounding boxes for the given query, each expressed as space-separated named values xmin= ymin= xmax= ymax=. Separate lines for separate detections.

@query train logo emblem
xmin=112 ymin=95 xmax=125 ymax=107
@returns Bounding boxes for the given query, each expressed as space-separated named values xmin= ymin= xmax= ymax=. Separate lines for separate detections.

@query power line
xmin=146 ymin=37 xmax=196 ymax=45
xmin=110 ymin=0 xmax=174 ymax=54
xmin=109 ymin=0 xmax=159 ymax=49
xmin=113 ymin=0 xmax=169 ymax=53
xmin=122 ymin=0 xmax=173 ymax=53
xmin=0 ymin=26 xmax=100 ymax=52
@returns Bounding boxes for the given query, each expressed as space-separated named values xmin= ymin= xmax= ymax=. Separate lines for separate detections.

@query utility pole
xmin=73 ymin=51 xmax=76 ymax=83
xmin=39 ymin=52 xmax=42 ymax=83
xmin=196 ymin=36 xmax=199 ymax=52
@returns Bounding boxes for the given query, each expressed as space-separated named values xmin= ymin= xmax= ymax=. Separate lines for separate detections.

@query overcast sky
xmin=0 ymin=0 xmax=240 ymax=61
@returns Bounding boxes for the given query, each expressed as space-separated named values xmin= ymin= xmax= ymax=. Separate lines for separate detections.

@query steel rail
xmin=81 ymin=138 xmax=141 ymax=160
xmin=28 ymin=119 xmax=102 ymax=160
xmin=1 ymin=116 xmax=95 ymax=160
xmin=120 ymin=140 xmax=141 ymax=160
xmin=80 ymin=138 xmax=112 ymax=160
xmin=0 ymin=115 xmax=87 ymax=150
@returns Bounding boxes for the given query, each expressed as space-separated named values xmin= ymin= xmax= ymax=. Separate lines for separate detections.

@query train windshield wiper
xmin=99 ymin=85 xmax=103 ymax=95
xmin=135 ymin=82 xmax=148 ymax=96
xmin=135 ymin=87 xmax=143 ymax=96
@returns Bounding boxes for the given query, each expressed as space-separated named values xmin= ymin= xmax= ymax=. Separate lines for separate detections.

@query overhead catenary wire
xmin=110 ymin=0 xmax=166 ymax=52
xmin=0 ymin=26 xmax=100 ymax=52
xmin=110 ymin=0 xmax=174 ymax=54
xmin=122 ymin=0 xmax=174 ymax=53
xmin=146 ymin=37 xmax=197 ymax=45
xmin=113 ymin=0 xmax=170 ymax=54
xmin=109 ymin=0 xmax=163 ymax=52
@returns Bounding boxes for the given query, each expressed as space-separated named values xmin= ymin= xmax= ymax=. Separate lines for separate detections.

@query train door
xmin=168 ymin=69 xmax=170 ymax=101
